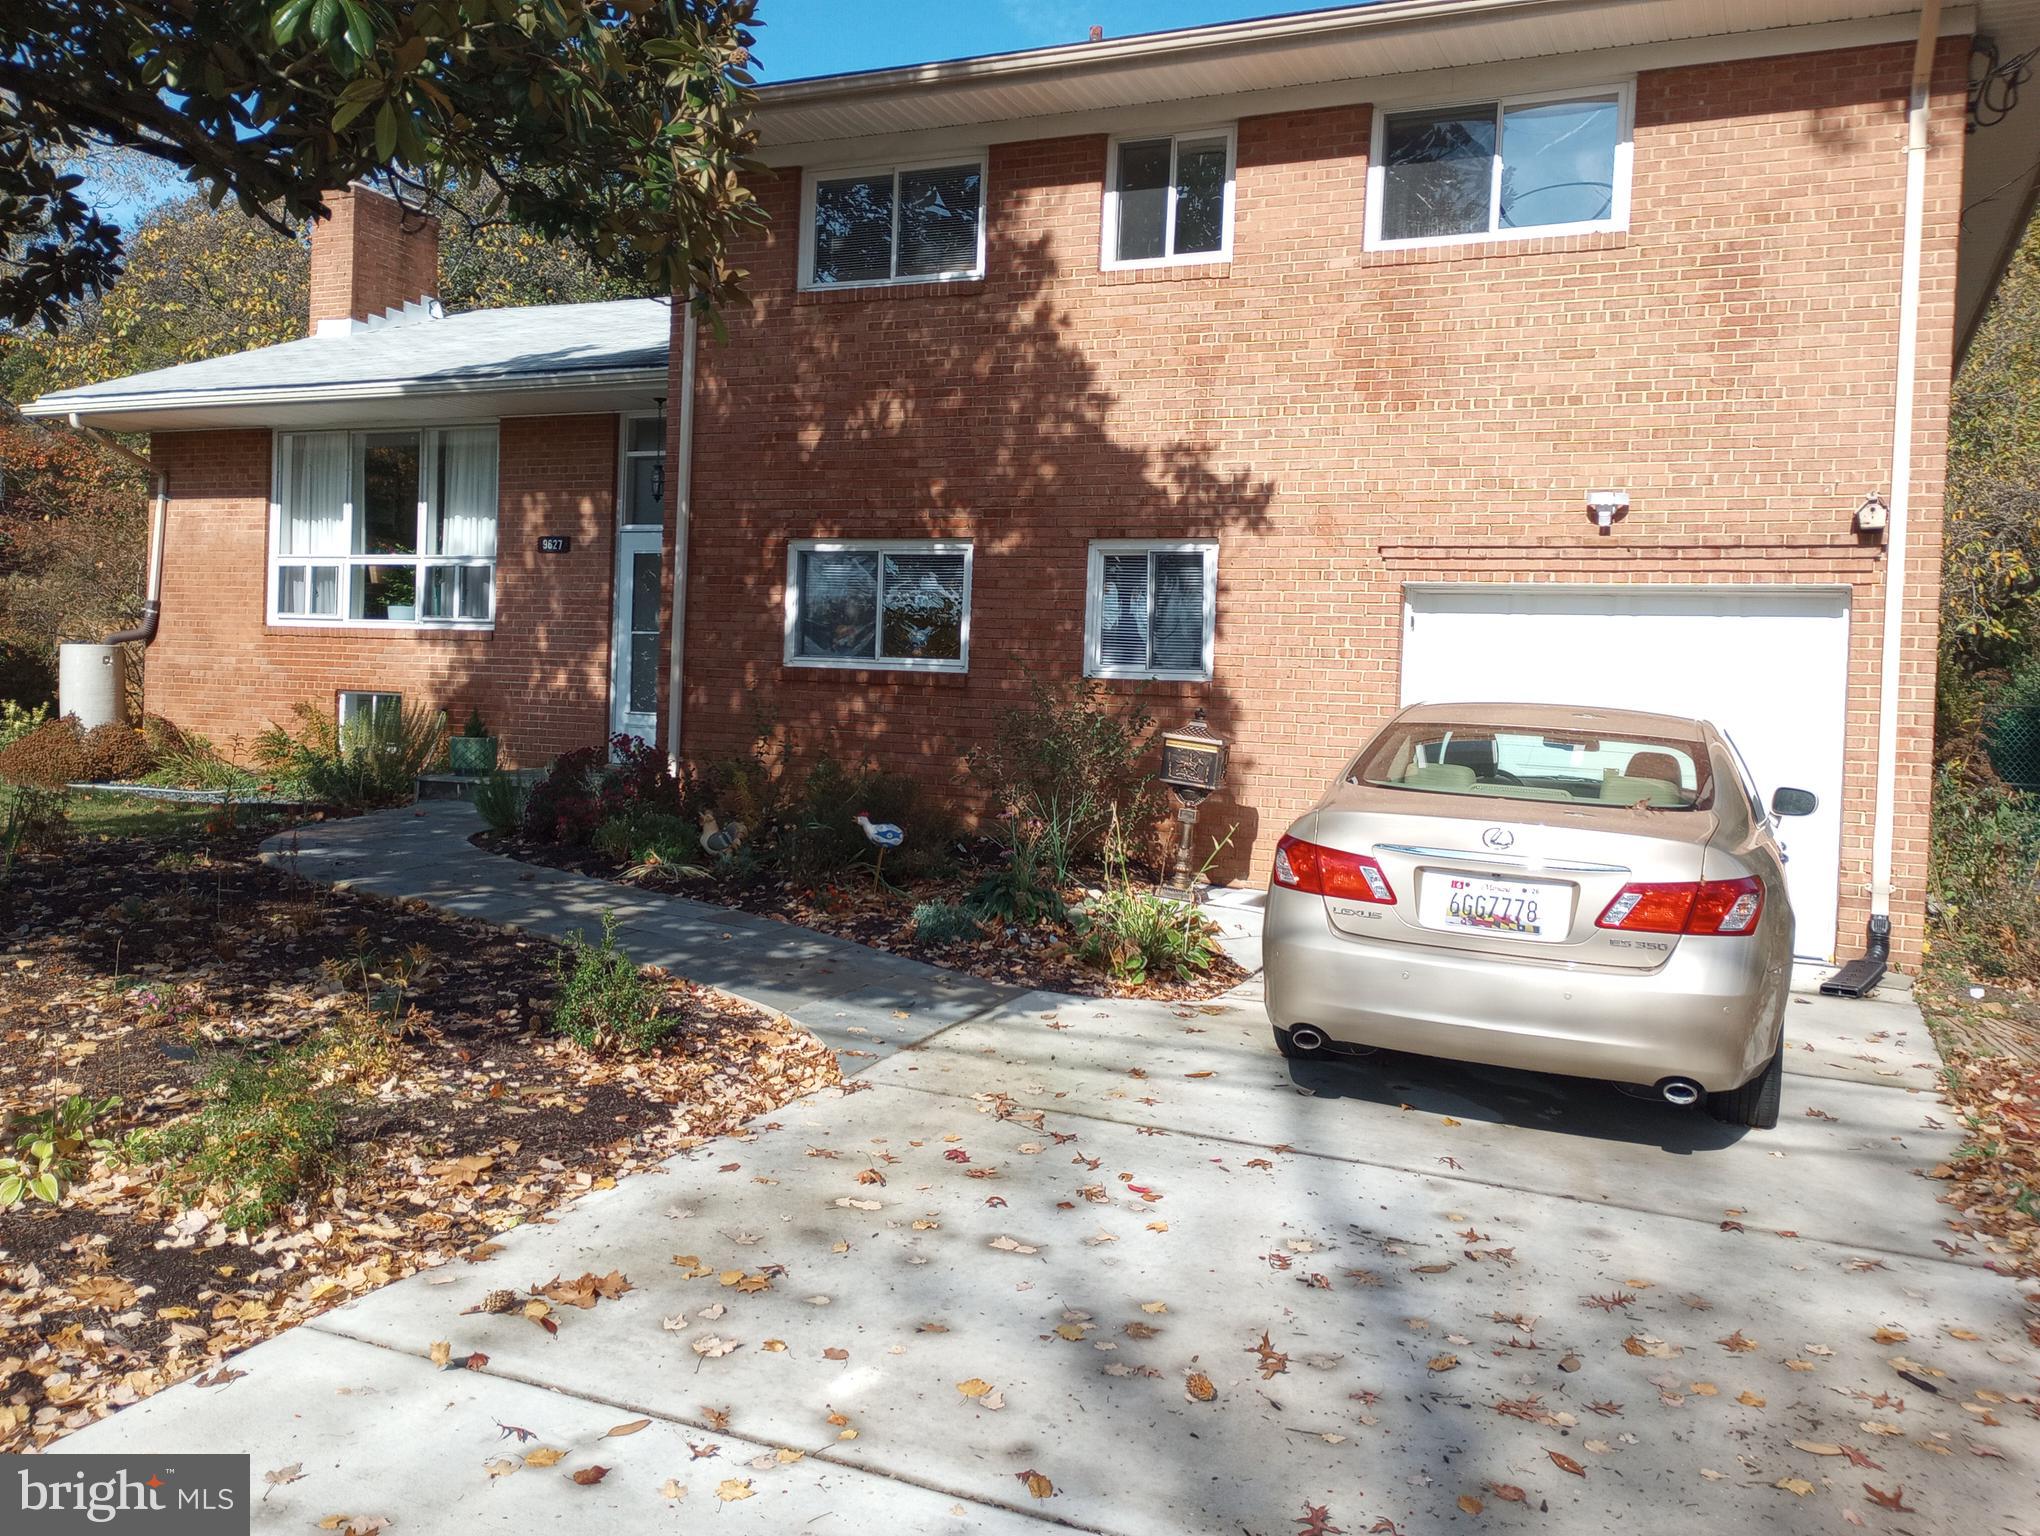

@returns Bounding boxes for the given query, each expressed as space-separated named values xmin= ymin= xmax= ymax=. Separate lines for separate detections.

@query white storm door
xmin=1399 ymin=584 xmax=1851 ymax=961
xmin=610 ymin=414 xmax=666 ymax=743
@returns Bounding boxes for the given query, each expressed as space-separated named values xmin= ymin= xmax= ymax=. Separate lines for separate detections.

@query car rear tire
xmin=1705 ymin=1044 xmax=1782 ymax=1129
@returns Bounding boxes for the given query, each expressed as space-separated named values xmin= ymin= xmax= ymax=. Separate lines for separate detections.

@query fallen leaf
xmin=1863 ymin=1485 xmax=1914 ymax=1512
xmin=956 ymin=1378 xmax=995 ymax=1399
xmin=657 ymin=1479 xmax=686 ymax=1500
xmin=606 ymin=1419 xmax=651 ymax=1438
xmin=569 ymin=1466 xmax=610 ymax=1486
xmin=523 ymin=1448 xmax=567 ymax=1468
xmin=1457 ymin=1495 xmax=1485 ymax=1515
xmin=1428 ymin=1354 xmax=1460 ymax=1372
xmin=715 ymin=1478 xmax=755 ymax=1503
xmin=1017 ymin=1469 xmax=1057 ymax=1499
xmin=1186 ymin=1372 xmax=1217 ymax=1403
xmin=1488 ymin=1483 xmax=1525 ymax=1503
xmin=1548 ymin=1451 xmax=1586 ymax=1478
xmin=1775 ymin=1478 xmax=1816 ymax=1497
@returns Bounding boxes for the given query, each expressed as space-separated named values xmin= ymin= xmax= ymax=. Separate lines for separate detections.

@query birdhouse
xmin=1158 ymin=708 xmax=1227 ymax=802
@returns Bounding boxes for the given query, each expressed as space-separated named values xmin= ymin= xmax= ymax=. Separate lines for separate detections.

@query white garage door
xmin=1400 ymin=585 xmax=1851 ymax=961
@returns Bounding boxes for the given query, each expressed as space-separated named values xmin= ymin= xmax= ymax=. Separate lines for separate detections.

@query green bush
xmin=1074 ymin=886 xmax=1220 ymax=986
xmin=551 ymin=913 xmax=671 ymax=1053
xmin=254 ymin=699 xmax=447 ymax=810
xmin=472 ymin=770 xmax=530 ymax=835
xmin=0 ymin=700 xmax=51 ymax=752
xmin=593 ymin=807 xmax=701 ymax=865
xmin=1928 ymin=762 xmax=2040 ymax=981
xmin=965 ymin=838 xmax=1067 ymax=926
xmin=144 ymin=1045 xmax=343 ymax=1230
xmin=965 ymin=680 xmax=1162 ymax=882
xmin=777 ymin=755 xmax=957 ymax=883
xmin=911 ymin=898 xmax=983 ymax=945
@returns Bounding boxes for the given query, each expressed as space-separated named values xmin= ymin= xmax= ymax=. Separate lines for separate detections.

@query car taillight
xmin=1273 ymin=834 xmax=1397 ymax=904
xmin=1597 ymin=877 xmax=1763 ymax=936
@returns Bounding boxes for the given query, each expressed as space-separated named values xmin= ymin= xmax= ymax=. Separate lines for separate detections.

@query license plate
xmin=1419 ymin=874 xmax=1570 ymax=943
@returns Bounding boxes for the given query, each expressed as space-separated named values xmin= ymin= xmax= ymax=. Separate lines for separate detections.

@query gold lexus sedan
xmin=1263 ymin=703 xmax=1816 ymax=1128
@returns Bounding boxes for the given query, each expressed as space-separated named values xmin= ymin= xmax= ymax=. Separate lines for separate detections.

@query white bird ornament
xmin=854 ymin=810 xmax=905 ymax=889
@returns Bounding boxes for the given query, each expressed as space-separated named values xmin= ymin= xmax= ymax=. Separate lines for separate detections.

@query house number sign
xmin=538 ymin=535 xmax=572 ymax=554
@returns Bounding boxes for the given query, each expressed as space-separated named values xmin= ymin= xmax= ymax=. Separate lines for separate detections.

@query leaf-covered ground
xmin=0 ymin=829 xmax=839 ymax=1452
xmin=1914 ymin=976 xmax=2040 ymax=1286
xmin=474 ymin=831 xmax=1249 ymax=1002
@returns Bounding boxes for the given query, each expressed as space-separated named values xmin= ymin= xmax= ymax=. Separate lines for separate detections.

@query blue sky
xmin=85 ymin=2 xmax=1307 ymax=224
xmin=753 ymin=1 xmax=1309 ymax=80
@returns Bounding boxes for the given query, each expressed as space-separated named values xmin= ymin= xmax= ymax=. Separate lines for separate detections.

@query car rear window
xmin=1351 ymin=722 xmax=1714 ymax=810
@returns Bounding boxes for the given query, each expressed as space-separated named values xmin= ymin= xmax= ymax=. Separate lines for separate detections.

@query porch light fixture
xmin=1157 ymin=707 xmax=1229 ymax=899
xmin=650 ymin=462 xmax=665 ymax=502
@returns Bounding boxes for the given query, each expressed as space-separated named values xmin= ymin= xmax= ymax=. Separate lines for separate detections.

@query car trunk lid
xmin=1307 ymin=784 xmax=1718 ymax=970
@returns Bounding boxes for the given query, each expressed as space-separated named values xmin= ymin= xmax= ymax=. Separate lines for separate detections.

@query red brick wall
xmin=308 ymin=185 xmax=440 ymax=331
xmin=142 ymin=414 xmax=618 ymax=764
xmin=674 ymin=39 xmax=1968 ymax=966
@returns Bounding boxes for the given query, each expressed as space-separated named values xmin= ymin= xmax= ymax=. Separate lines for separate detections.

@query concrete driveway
xmin=56 ymin=960 xmax=2040 ymax=1532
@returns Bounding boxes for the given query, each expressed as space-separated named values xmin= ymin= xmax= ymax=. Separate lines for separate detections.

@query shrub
xmin=911 ymin=898 xmax=983 ymax=946
xmin=683 ymin=749 xmax=783 ymax=833
xmin=777 ymin=754 xmax=958 ymax=883
xmin=80 ymin=720 xmax=156 ymax=782
xmin=0 ymin=700 xmax=51 ymax=752
xmin=1928 ymin=762 xmax=2040 ymax=982
xmin=254 ymin=699 xmax=447 ymax=810
xmin=593 ymin=807 xmax=701 ymax=869
xmin=965 ymin=681 xmax=1162 ymax=882
xmin=141 ymin=721 xmax=259 ymax=792
xmin=0 ymin=714 xmax=86 ymax=788
xmin=144 ymin=1044 xmax=343 ymax=1230
xmin=523 ymin=734 xmax=679 ymax=845
xmin=550 ymin=913 xmax=671 ymax=1053
xmin=1074 ymin=887 xmax=1220 ymax=986
xmin=3 ymin=785 xmax=71 ymax=865
xmin=965 ymin=838 xmax=1067 ymax=926
xmin=472 ymin=771 xmax=529 ymax=835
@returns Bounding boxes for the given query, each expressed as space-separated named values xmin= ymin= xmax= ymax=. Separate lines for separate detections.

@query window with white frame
xmin=336 ymin=691 xmax=402 ymax=742
xmin=1367 ymin=85 xmax=1631 ymax=249
xmin=1103 ymin=129 xmax=1235 ymax=269
xmin=803 ymin=159 xmax=985 ymax=289
xmin=271 ymin=426 xmax=499 ymax=625
xmin=785 ymin=541 xmax=972 ymax=671
xmin=1085 ymin=541 xmax=1217 ymax=681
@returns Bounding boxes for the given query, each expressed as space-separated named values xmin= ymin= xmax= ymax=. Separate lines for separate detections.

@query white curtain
xmin=281 ymin=433 xmax=348 ymax=555
xmin=433 ymin=427 xmax=498 ymax=557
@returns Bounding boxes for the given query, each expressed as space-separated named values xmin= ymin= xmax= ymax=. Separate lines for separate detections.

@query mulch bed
xmin=0 ymin=829 xmax=839 ymax=1451
xmin=473 ymin=831 xmax=1250 ymax=1002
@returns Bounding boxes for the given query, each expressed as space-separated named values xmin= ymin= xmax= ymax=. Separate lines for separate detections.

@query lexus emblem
xmin=1481 ymin=826 xmax=1515 ymax=851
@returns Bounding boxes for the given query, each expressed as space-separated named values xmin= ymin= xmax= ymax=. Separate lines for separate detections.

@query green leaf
xmin=272 ymin=0 xmax=318 ymax=44
xmin=28 ymin=1171 xmax=60 ymax=1204
xmin=308 ymin=0 xmax=340 ymax=43
xmin=374 ymin=101 xmax=398 ymax=162
xmin=0 ymin=1175 xmax=22 ymax=1208
xmin=340 ymin=0 xmax=377 ymax=59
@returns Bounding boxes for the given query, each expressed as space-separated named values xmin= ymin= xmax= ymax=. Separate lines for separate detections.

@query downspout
xmin=70 ymin=415 xmax=165 ymax=647
xmin=1867 ymin=0 xmax=1942 ymax=942
xmin=664 ymin=302 xmax=699 ymax=770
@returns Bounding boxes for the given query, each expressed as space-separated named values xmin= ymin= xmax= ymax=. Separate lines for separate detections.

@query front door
xmin=610 ymin=414 xmax=666 ymax=744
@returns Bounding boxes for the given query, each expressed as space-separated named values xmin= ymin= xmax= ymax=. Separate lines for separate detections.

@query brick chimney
xmin=308 ymin=183 xmax=440 ymax=336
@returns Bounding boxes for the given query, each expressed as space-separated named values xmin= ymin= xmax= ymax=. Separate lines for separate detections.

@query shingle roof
xmin=23 ymin=297 xmax=672 ymax=418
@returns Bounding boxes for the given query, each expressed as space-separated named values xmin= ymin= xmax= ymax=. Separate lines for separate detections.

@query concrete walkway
xmin=48 ymin=805 xmax=2040 ymax=1533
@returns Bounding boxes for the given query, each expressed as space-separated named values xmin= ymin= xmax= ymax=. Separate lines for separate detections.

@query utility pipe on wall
xmin=1867 ymin=0 xmax=1942 ymax=930
xmin=69 ymin=414 xmax=166 ymax=647
xmin=664 ymin=302 xmax=699 ymax=770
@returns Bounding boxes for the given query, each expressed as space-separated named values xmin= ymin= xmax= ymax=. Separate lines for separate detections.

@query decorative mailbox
xmin=1156 ymin=709 xmax=1228 ymax=898
xmin=1159 ymin=709 xmax=1228 ymax=803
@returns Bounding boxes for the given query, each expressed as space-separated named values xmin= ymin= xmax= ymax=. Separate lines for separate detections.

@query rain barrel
xmin=57 ymin=643 xmax=120 ymax=730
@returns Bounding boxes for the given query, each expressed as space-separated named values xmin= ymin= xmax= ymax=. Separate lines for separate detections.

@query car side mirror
xmin=1771 ymin=787 xmax=1817 ymax=818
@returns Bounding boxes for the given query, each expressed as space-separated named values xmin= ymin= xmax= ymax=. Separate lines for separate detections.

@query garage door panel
xmin=1400 ymin=584 xmax=1849 ymax=962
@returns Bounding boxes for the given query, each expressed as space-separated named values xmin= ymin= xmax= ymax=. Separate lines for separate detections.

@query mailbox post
xmin=1156 ymin=708 xmax=1228 ymax=899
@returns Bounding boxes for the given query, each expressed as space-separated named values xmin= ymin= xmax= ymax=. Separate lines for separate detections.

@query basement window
xmin=271 ymin=426 xmax=498 ymax=627
xmin=802 ymin=158 xmax=986 ymax=289
xmin=336 ymin=691 xmax=402 ymax=744
xmin=1367 ymin=84 xmax=1632 ymax=249
xmin=785 ymin=540 xmax=972 ymax=672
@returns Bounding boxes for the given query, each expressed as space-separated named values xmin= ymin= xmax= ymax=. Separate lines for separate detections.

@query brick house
xmin=24 ymin=0 xmax=2040 ymax=973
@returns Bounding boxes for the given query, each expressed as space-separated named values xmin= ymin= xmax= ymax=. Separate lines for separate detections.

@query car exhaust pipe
xmin=1657 ymin=1077 xmax=1702 ymax=1107
xmin=1289 ymin=1026 xmax=1327 ymax=1053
